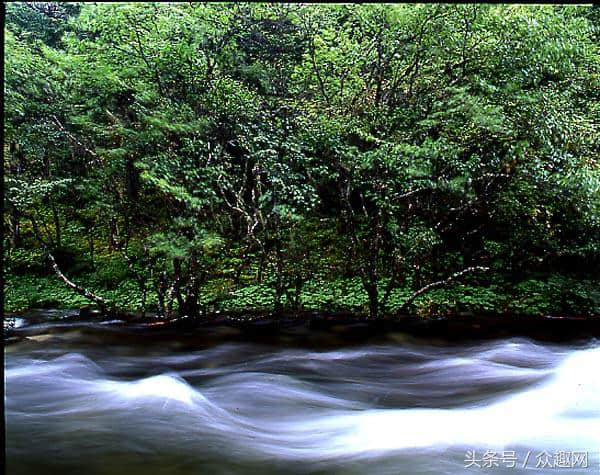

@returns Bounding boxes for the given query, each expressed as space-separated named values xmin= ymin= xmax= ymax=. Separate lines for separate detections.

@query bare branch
xmin=399 ymin=265 xmax=490 ymax=311
xmin=51 ymin=115 xmax=103 ymax=165
xmin=47 ymin=253 xmax=110 ymax=309
xmin=26 ymin=212 xmax=110 ymax=311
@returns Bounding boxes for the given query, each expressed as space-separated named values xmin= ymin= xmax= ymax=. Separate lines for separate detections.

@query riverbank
xmin=5 ymin=268 xmax=600 ymax=319
xmin=5 ymin=308 xmax=600 ymax=346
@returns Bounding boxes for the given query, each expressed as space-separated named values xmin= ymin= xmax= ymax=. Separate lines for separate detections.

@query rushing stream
xmin=5 ymin=318 xmax=600 ymax=474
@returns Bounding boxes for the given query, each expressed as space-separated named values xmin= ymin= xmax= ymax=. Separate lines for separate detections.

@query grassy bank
xmin=6 ymin=269 xmax=600 ymax=318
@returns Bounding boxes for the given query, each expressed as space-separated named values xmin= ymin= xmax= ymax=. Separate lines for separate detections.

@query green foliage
xmin=509 ymin=276 xmax=600 ymax=317
xmin=4 ymin=3 xmax=599 ymax=319
xmin=6 ymin=274 xmax=92 ymax=312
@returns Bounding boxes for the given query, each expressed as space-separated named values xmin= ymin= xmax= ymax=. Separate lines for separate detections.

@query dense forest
xmin=4 ymin=2 xmax=600 ymax=320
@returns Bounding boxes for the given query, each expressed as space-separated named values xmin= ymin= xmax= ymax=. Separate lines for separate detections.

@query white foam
xmin=5 ymin=340 xmax=600 ymax=468
xmin=323 ymin=346 xmax=600 ymax=456
xmin=99 ymin=374 xmax=198 ymax=406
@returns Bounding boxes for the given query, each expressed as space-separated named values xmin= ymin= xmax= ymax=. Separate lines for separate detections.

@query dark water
xmin=5 ymin=319 xmax=600 ymax=474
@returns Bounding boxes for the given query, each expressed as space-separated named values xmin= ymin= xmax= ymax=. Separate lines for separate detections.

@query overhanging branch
xmin=399 ymin=265 xmax=490 ymax=312
xmin=26 ymin=212 xmax=111 ymax=312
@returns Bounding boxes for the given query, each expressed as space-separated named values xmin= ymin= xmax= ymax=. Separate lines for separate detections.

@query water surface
xmin=5 ymin=319 xmax=599 ymax=474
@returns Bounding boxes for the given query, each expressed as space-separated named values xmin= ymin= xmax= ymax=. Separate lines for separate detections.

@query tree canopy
xmin=4 ymin=2 xmax=600 ymax=319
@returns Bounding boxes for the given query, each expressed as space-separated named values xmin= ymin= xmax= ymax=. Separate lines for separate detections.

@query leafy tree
xmin=4 ymin=3 xmax=599 ymax=319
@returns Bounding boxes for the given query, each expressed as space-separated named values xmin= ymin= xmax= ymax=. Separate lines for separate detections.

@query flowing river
xmin=5 ymin=316 xmax=600 ymax=474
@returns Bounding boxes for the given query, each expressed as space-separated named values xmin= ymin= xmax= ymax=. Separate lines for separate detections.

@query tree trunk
xmin=257 ymin=253 xmax=266 ymax=283
xmin=294 ymin=276 xmax=303 ymax=314
xmin=140 ymin=285 xmax=147 ymax=318
xmin=8 ymin=142 xmax=24 ymax=247
xmin=180 ymin=275 xmax=200 ymax=318
xmin=157 ymin=272 xmax=167 ymax=317
xmin=366 ymin=283 xmax=379 ymax=319
xmin=273 ymin=242 xmax=286 ymax=316
xmin=366 ymin=208 xmax=382 ymax=319
xmin=8 ymin=205 xmax=22 ymax=247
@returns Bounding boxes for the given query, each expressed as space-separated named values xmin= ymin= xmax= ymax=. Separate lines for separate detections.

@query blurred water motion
xmin=5 ymin=324 xmax=599 ymax=474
